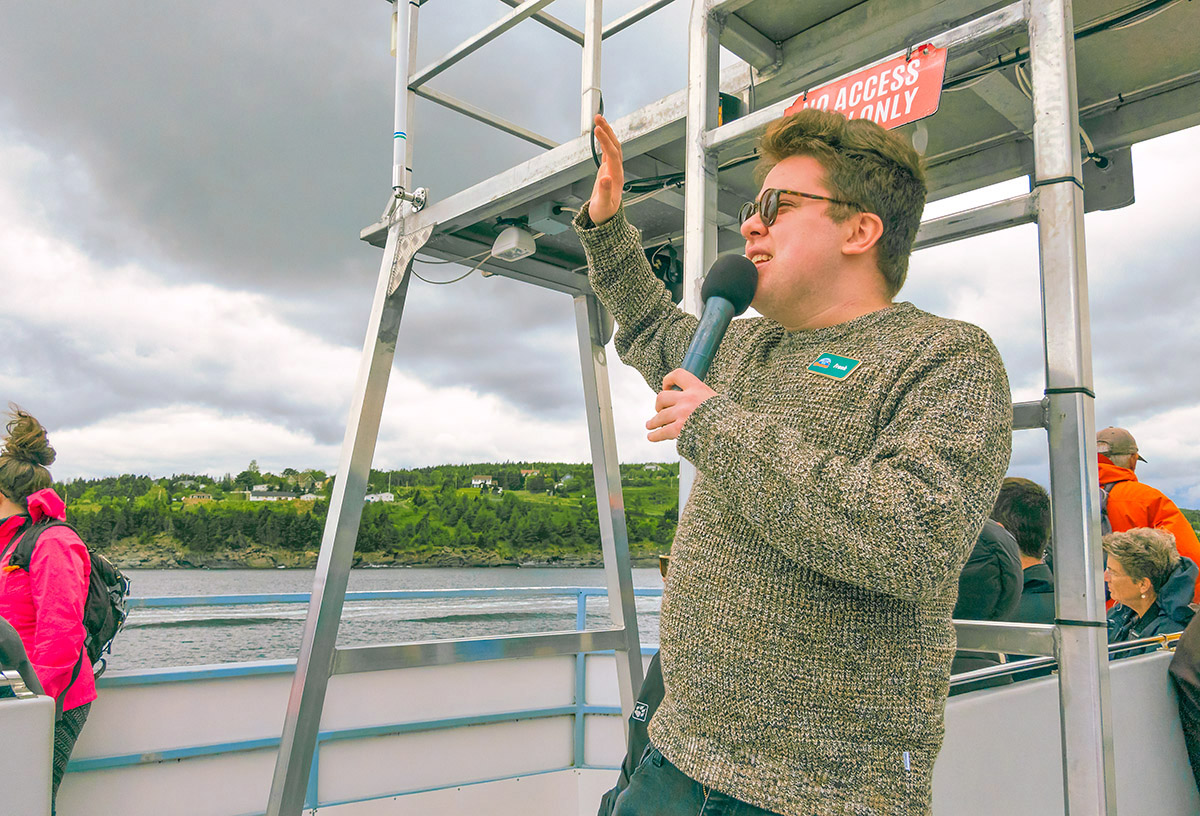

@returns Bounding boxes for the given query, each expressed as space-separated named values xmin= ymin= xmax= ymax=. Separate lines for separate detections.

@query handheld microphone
xmin=678 ymin=254 xmax=758 ymax=382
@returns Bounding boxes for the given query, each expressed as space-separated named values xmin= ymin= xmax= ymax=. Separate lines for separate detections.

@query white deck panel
xmin=71 ymin=673 xmax=292 ymax=759
xmin=1 ymin=694 xmax=54 ymax=816
xmin=934 ymin=651 xmax=1199 ymax=814
xmin=584 ymin=652 xmax=655 ymax=706
xmin=584 ymin=713 xmax=626 ymax=768
xmin=305 ymin=769 xmax=616 ymax=816
xmin=321 ymin=655 xmax=575 ymax=730
xmin=57 ymin=747 xmax=278 ymax=816
xmin=317 ymin=717 xmax=573 ymax=804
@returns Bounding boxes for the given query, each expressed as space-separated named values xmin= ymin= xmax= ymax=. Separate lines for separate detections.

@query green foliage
xmin=58 ymin=462 xmax=681 ymax=564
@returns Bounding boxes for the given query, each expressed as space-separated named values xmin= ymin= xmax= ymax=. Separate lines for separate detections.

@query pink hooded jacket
xmin=0 ymin=488 xmax=96 ymax=711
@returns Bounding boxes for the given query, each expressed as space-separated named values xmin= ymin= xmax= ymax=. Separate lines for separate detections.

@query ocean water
xmin=110 ymin=567 xmax=664 ymax=672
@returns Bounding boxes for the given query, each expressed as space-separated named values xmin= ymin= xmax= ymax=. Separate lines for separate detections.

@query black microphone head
xmin=700 ymin=254 xmax=758 ymax=316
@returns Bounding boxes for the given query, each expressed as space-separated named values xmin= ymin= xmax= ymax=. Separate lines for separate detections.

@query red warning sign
xmin=784 ymin=45 xmax=948 ymax=131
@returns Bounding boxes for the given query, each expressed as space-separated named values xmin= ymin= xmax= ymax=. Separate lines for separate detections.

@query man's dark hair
xmin=991 ymin=477 xmax=1052 ymax=559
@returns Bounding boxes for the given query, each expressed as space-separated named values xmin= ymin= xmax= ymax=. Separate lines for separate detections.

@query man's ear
xmin=841 ymin=211 xmax=885 ymax=257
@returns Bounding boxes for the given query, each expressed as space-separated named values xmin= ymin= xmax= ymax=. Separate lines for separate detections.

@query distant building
xmin=643 ymin=464 xmax=661 ymax=472
xmin=471 ymin=475 xmax=494 ymax=488
xmin=182 ymin=493 xmax=213 ymax=507
xmin=520 ymin=469 xmax=540 ymax=477
xmin=177 ymin=479 xmax=198 ymax=489
xmin=252 ymin=484 xmax=270 ymax=492
xmin=299 ymin=493 xmax=320 ymax=501
xmin=248 ymin=491 xmax=298 ymax=502
xmin=364 ymin=492 xmax=395 ymax=503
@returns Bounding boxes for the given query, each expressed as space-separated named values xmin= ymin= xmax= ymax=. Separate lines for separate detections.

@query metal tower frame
xmin=266 ymin=2 xmax=655 ymax=812
xmin=684 ymin=0 xmax=1114 ymax=812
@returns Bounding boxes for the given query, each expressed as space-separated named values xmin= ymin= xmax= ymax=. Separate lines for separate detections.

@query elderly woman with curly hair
xmin=1104 ymin=527 xmax=1198 ymax=647
xmin=0 ymin=407 xmax=94 ymax=812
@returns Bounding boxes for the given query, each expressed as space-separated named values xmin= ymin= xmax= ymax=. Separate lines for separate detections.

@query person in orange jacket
xmin=1097 ymin=426 xmax=1200 ymax=604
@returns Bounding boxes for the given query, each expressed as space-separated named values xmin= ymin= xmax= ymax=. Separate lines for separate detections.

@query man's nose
xmin=740 ymin=212 xmax=766 ymax=240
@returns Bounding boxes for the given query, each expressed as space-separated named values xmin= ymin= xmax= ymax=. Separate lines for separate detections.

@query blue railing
xmin=74 ymin=586 xmax=664 ymax=810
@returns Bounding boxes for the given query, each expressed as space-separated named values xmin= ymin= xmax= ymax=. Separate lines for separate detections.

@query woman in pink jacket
xmin=0 ymin=407 xmax=94 ymax=812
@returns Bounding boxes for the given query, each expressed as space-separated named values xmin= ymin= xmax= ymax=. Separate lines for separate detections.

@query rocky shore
xmin=101 ymin=535 xmax=659 ymax=570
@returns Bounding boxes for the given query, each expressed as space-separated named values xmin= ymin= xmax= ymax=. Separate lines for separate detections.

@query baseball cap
xmin=1096 ymin=427 xmax=1147 ymax=462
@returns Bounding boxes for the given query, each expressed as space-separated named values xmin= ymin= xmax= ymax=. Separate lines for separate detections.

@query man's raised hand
xmin=589 ymin=115 xmax=624 ymax=225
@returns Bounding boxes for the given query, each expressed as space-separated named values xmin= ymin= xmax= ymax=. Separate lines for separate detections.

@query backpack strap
xmin=1099 ymin=479 xmax=1130 ymax=537
xmin=7 ymin=519 xmax=76 ymax=572
xmin=0 ymin=513 xmax=33 ymax=565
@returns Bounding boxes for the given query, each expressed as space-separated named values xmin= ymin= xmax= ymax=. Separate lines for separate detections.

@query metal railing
xmin=60 ymin=587 xmax=1183 ymax=812
xmin=408 ymin=0 xmax=681 ymax=150
xmin=72 ymin=586 xmax=662 ymax=811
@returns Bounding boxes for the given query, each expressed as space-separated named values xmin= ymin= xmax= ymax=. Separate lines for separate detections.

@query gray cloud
xmin=1 ymin=2 xmax=1198 ymax=505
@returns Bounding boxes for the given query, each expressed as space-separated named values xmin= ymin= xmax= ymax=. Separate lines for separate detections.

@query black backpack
xmin=2 ymin=518 xmax=131 ymax=681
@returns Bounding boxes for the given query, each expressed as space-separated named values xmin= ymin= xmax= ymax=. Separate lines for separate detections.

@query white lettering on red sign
xmin=784 ymin=46 xmax=948 ymax=131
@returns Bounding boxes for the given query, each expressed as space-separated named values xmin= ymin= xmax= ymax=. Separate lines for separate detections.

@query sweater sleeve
xmin=675 ymin=323 xmax=1012 ymax=601
xmin=572 ymin=203 xmax=756 ymax=391
xmin=29 ymin=527 xmax=90 ymax=700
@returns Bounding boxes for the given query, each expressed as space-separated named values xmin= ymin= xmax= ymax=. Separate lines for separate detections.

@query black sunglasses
xmin=738 ymin=188 xmax=860 ymax=227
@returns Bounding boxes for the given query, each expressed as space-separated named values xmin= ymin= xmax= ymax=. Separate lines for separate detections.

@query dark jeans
xmin=613 ymin=745 xmax=780 ymax=816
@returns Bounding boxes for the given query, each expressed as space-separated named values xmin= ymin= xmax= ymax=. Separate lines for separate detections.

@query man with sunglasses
xmin=574 ymin=110 xmax=1012 ymax=816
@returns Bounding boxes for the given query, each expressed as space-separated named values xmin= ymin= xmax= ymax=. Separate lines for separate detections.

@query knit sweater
xmin=574 ymin=206 xmax=1012 ymax=816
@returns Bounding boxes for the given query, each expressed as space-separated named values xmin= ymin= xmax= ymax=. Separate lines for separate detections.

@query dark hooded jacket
xmin=1169 ymin=614 xmax=1200 ymax=797
xmin=1108 ymin=555 xmax=1198 ymax=656
xmin=1012 ymin=563 xmax=1055 ymax=625
xmin=950 ymin=519 xmax=1023 ymax=694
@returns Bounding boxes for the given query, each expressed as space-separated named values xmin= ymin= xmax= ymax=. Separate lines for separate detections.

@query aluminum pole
xmin=392 ymin=0 xmax=412 ymax=192
xmin=1028 ymin=0 xmax=1117 ymax=812
xmin=679 ymin=0 xmax=722 ymax=508
xmin=266 ymin=224 xmax=414 ymax=816
xmin=574 ymin=294 xmax=644 ymax=722
xmin=267 ymin=4 xmax=421 ymax=811
xmin=581 ymin=0 xmax=603 ymax=135
xmin=403 ymin=0 xmax=419 ymax=191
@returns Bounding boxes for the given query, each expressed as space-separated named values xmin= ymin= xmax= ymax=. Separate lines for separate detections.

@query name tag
xmin=808 ymin=352 xmax=862 ymax=381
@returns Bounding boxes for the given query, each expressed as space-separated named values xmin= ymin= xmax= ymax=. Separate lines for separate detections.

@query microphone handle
xmin=678 ymin=296 xmax=736 ymax=383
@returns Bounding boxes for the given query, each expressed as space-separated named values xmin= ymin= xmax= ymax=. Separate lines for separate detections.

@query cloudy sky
xmin=2 ymin=2 xmax=1198 ymax=507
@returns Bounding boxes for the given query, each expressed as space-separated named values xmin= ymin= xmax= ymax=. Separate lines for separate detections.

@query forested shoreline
xmin=53 ymin=462 xmax=680 ymax=569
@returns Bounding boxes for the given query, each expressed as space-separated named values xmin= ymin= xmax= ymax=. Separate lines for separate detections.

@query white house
xmin=364 ymin=493 xmax=395 ymax=503
xmin=471 ymin=475 xmax=494 ymax=488
xmin=248 ymin=491 xmax=298 ymax=502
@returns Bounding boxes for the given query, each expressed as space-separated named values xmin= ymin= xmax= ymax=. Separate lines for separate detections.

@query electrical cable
xmin=411 ymin=256 xmax=486 ymax=285
xmin=590 ymin=91 xmax=605 ymax=169
xmin=411 ymin=231 xmax=545 ymax=285
xmin=621 ymin=153 xmax=759 ymax=198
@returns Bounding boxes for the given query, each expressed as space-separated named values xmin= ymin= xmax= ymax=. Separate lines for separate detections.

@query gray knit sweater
xmin=575 ymin=206 xmax=1012 ymax=815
